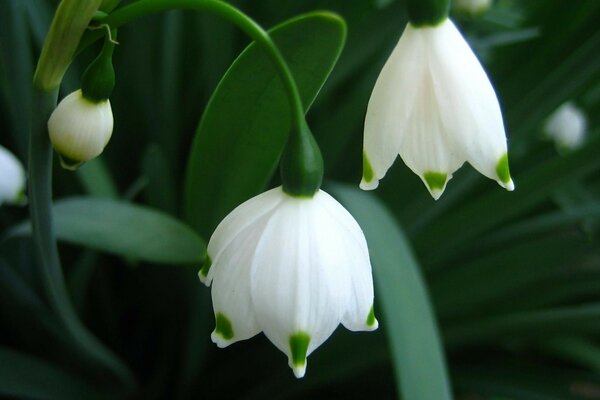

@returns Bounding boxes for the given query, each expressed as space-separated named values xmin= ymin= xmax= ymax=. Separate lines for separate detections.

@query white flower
xmin=48 ymin=89 xmax=113 ymax=170
xmin=199 ymin=186 xmax=377 ymax=378
xmin=361 ymin=18 xmax=514 ymax=200
xmin=453 ymin=0 xmax=493 ymax=16
xmin=0 ymin=145 xmax=26 ymax=206
xmin=544 ymin=102 xmax=587 ymax=150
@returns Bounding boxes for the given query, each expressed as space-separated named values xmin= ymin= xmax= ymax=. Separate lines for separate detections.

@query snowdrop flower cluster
xmin=361 ymin=16 xmax=513 ymax=199
xmin=200 ymin=187 xmax=377 ymax=378
xmin=48 ymin=89 xmax=113 ymax=170
xmin=544 ymin=102 xmax=587 ymax=151
xmin=0 ymin=145 xmax=26 ymax=206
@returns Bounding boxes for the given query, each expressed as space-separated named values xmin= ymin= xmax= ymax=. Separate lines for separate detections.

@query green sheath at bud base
xmin=406 ymin=0 xmax=450 ymax=26
xmin=81 ymin=31 xmax=117 ymax=102
xmin=280 ymin=120 xmax=324 ymax=198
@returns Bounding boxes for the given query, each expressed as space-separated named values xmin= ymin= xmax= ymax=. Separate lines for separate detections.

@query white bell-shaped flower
xmin=544 ymin=102 xmax=587 ymax=151
xmin=199 ymin=186 xmax=378 ymax=378
xmin=361 ymin=18 xmax=514 ymax=200
xmin=48 ymin=89 xmax=113 ymax=170
xmin=0 ymin=145 xmax=26 ymax=206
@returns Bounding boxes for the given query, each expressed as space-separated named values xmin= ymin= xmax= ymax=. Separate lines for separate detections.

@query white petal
xmin=362 ymin=24 xmax=424 ymax=190
xmin=250 ymin=194 xmax=345 ymax=377
xmin=201 ymin=187 xmax=285 ymax=285
xmin=426 ymin=19 xmax=512 ymax=190
xmin=317 ymin=191 xmax=377 ymax=331
xmin=209 ymin=213 xmax=274 ymax=348
xmin=48 ymin=89 xmax=113 ymax=165
xmin=397 ymin=57 xmax=464 ymax=199
xmin=0 ymin=145 xmax=26 ymax=206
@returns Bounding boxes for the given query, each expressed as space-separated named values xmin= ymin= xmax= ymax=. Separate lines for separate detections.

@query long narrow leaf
xmin=331 ymin=183 xmax=453 ymax=400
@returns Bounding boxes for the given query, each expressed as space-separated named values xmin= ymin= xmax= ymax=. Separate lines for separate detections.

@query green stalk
xmin=101 ymin=0 xmax=306 ymax=132
xmin=100 ymin=0 xmax=324 ymax=195
xmin=29 ymin=88 xmax=135 ymax=390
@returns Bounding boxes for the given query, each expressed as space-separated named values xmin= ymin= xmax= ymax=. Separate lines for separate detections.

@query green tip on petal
xmin=423 ymin=171 xmax=448 ymax=200
xmin=362 ymin=151 xmax=374 ymax=183
xmin=360 ymin=152 xmax=379 ymax=190
xmin=495 ymin=153 xmax=515 ymax=191
xmin=289 ymin=332 xmax=311 ymax=378
xmin=199 ymin=255 xmax=212 ymax=278
xmin=366 ymin=305 xmax=378 ymax=329
xmin=214 ymin=312 xmax=234 ymax=341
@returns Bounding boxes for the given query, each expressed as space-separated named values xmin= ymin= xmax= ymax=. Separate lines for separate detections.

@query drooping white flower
xmin=453 ymin=0 xmax=493 ymax=16
xmin=361 ymin=18 xmax=514 ymax=200
xmin=48 ymin=89 xmax=113 ymax=170
xmin=199 ymin=186 xmax=377 ymax=378
xmin=0 ymin=145 xmax=26 ymax=206
xmin=544 ymin=102 xmax=587 ymax=151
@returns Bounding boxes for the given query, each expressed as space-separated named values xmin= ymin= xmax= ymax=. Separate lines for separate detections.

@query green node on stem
xmin=406 ymin=0 xmax=449 ymax=27
xmin=280 ymin=121 xmax=324 ymax=198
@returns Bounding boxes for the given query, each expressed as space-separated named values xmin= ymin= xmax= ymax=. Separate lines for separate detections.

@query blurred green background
xmin=1 ymin=0 xmax=600 ymax=398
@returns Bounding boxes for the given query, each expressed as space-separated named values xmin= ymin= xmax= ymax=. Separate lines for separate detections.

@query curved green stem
xmin=29 ymin=90 xmax=135 ymax=390
xmin=100 ymin=0 xmax=306 ymax=131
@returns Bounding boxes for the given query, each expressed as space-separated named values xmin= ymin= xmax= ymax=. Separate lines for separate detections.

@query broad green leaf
xmin=184 ymin=12 xmax=346 ymax=238
xmin=0 ymin=347 xmax=109 ymax=400
xmin=330 ymin=183 xmax=452 ymax=400
xmin=10 ymin=197 xmax=205 ymax=265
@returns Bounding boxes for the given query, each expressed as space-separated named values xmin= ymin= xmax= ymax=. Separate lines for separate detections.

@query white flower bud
xmin=544 ymin=102 xmax=587 ymax=151
xmin=48 ymin=89 xmax=113 ymax=170
xmin=0 ymin=145 xmax=26 ymax=206
xmin=200 ymin=187 xmax=377 ymax=378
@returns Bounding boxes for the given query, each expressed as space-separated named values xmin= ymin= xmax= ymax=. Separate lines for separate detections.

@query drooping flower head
xmin=48 ymin=89 xmax=113 ymax=170
xmin=199 ymin=187 xmax=377 ymax=378
xmin=0 ymin=145 xmax=26 ymax=206
xmin=47 ymin=29 xmax=116 ymax=170
xmin=361 ymin=11 xmax=514 ymax=199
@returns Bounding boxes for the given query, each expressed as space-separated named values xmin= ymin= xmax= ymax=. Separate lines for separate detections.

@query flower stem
xmin=29 ymin=88 xmax=135 ymax=390
xmin=100 ymin=0 xmax=306 ymax=132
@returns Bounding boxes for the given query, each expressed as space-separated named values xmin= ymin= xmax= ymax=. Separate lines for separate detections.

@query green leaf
xmin=0 ymin=347 xmax=109 ymax=400
xmin=10 ymin=197 xmax=205 ymax=265
xmin=330 ymin=183 xmax=452 ymax=400
xmin=445 ymin=303 xmax=600 ymax=349
xmin=184 ymin=12 xmax=346 ymax=238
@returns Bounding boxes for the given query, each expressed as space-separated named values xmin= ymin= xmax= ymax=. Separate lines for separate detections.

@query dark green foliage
xmin=1 ymin=0 xmax=600 ymax=399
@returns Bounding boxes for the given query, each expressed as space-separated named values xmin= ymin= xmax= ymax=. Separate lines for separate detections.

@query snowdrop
xmin=544 ymin=102 xmax=587 ymax=151
xmin=199 ymin=186 xmax=377 ymax=378
xmin=0 ymin=145 xmax=26 ymax=206
xmin=361 ymin=17 xmax=514 ymax=199
xmin=48 ymin=30 xmax=116 ymax=170
xmin=48 ymin=89 xmax=113 ymax=170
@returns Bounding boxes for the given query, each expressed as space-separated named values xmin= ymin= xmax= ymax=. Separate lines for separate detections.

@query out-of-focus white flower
xmin=453 ymin=0 xmax=492 ymax=16
xmin=48 ymin=89 xmax=113 ymax=170
xmin=544 ymin=102 xmax=587 ymax=151
xmin=361 ymin=18 xmax=513 ymax=200
xmin=0 ymin=145 xmax=26 ymax=206
xmin=199 ymin=186 xmax=378 ymax=378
